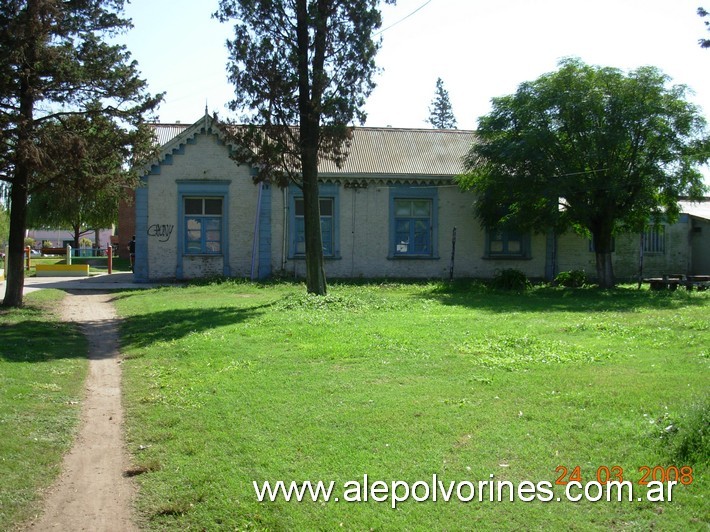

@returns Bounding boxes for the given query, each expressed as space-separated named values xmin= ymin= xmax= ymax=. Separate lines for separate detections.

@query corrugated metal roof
xmin=152 ymin=123 xmax=190 ymax=146
xmin=319 ymin=127 xmax=474 ymax=176
xmin=148 ymin=122 xmax=474 ymax=178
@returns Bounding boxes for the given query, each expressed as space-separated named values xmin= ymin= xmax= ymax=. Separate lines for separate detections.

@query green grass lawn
xmin=0 ymin=290 xmax=88 ymax=528
xmin=114 ymin=281 xmax=708 ymax=530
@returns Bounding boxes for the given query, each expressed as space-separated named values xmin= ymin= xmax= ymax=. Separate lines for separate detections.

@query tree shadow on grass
xmin=418 ymin=282 xmax=710 ymax=314
xmin=0 ymin=319 xmax=84 ymax=363
xmin=116 ymin=303 xmax=273 ymax=351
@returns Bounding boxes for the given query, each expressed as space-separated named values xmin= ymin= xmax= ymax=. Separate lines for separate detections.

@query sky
xmin=120 ymin=0 xmax=710 ymax=132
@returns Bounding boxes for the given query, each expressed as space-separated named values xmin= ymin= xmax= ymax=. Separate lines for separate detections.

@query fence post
xmin=25 ymin=246 xmax=31 ymax=270
xmin=66 ymin=244 xmax=72 ymax=265
xmin=107 ymin=243 xmax=113 ymax=274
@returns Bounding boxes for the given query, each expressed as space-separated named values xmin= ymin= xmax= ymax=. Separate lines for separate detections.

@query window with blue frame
xmin=293 ymin=197 xmax=334 ymax=256
xmin=388 ymin=186 xmax=438 ymax=258
xmin=393 ymin=198 xmax=432 ymax=256
xmin=184 ymin=197 xmax=222 ymax=254
xmin=486 ymin=228 xmax=530 ymax=258
xmin=588 ymin=235 xmax=616 ymax=253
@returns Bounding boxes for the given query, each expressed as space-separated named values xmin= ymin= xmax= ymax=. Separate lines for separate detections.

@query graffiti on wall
xmin=147 ymin=224 xmax=174 ymax=242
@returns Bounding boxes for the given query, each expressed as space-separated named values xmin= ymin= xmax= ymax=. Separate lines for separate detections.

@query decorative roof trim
xmin=143 ymin=115 xmax=475 ymax=179
xmin=141 ymin=114 xmax=245 ymax=176
xmin=317 ymin=174 xmax=455 ymax=186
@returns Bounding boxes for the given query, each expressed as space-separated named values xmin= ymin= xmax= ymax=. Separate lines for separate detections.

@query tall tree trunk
xmin=595 ymin=251 xmax=615 ymax=289
xmin=3 ymin=0 xmax=38 ymax=308
xmin=3 ymin=177 xmax=28 ymax=307
xmin=302 ymin=161 xmax=326 ymax=295
xmin=73 ymin=224 xmax=81 ymax=250
xmin=296 ymin=0 xmax=327 ymax=295
xmin=592 ymin=227 xmax=616 ymax=288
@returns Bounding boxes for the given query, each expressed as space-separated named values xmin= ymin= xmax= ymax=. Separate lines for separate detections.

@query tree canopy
xmin=215 ymin=0 xmax=394 ymax=295
xmin=0 ymin=0 xmax=160 ymax=307
xmin=26 ymin=113 xmax=156 ymax=247
xmin=456 ymin=58 xmax=709 ymax=288
xmin=427 ymin=77 xmax=457 ymax=129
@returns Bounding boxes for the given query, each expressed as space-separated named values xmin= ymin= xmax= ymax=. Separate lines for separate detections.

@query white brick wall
xmin=143 ymin=128 xmax=697 ymax=282
xmin=556 ymin=221 xmax=691 ymax=281
xmin=275 ymin=185 xmax=549 ymax=280
xmin=146 ymin=133 xmax=257 ymax=280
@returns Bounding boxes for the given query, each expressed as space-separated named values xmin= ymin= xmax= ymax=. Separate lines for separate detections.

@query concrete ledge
xmin=36 ymin=264 xmax=90 ymax=277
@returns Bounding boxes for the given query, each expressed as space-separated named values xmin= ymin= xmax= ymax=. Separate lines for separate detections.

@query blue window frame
xmin=184 ymin=197 xmax=223 ymax=254
xmin=394 ymin=199 xmax=432 ymax=255
xmin=289 ymin=184 xmax=339 ymax=258
xmin=389 ymin=186 xmax=438 ymax=258
xmin=176 ymin=180 xmax=230 ymax=278
xmin=485 ymin=228 xmax=530 ymax=258
xmin=588 ymin=236 xmax=616 ymax=253
xmin=293 ymin=197 xmax=334 ymax=256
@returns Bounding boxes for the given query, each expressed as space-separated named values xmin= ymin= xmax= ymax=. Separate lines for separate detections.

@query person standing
xmin=128 ymin=236 xmax=136 ymax=272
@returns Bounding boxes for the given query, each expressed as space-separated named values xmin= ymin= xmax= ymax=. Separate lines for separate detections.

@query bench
xmin=41 ymin=247 xmax=67 ymax=255
xmin=35 ymin=264 xmax=90 ymax=277
xmin=643 ymin=275 xmax=710 ymax=291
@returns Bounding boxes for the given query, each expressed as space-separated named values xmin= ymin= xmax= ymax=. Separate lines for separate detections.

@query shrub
xmin=491 ymin=268 xmax=531 ymax=290
xmin=669 ymin=399 xmax=709 ymax=466
xmin=649 ymin=397 xmax=709 ymax=467
xmin=555 ymin=269 xmax=587 ymax=288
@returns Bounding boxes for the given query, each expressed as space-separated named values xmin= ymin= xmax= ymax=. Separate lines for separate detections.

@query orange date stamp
xmin=555 ymin=465 xmax=694 ymax=486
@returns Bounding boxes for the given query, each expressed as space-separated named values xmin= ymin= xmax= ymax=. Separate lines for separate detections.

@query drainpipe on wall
xmin=282 ymin=187 xmax=288 ymax=273
xmin=687 ymin=220 xmax=694 ymax=276
xmin=637 ymin=232 xmax=644 ymax=289
xmin=250 ymin=181 xmax=263 ymax=280
xmin=351 ymin=189 xmax=356 ymax=276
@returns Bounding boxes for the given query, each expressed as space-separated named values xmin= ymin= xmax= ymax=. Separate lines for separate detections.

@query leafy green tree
xmin=457 ymin=59 xmax=709 ymax=288
xmin=215 ymin=0 xmax=394 ymax=295
xmin=27 ymin=114 xmax=156 ymax=249
xmin=0 ymin=0 xmax=160 ymax=307
xmin=427 ymin=77 xmax=457 ymax=129
xmin=699 ymin=7 xmax=710 ymax=48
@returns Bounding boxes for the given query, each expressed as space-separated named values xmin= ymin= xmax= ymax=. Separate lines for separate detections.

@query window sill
xmin=387 ymin=255 xmax=440 ymax=260
xmin=482 ymin=255 xmax=532 ymax=260
xmin=183 ymin=253 xmax=223 ymax=257
xmin=288 ymin=255 xmax=342 ymax=261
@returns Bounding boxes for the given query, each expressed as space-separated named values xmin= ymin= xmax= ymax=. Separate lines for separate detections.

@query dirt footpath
xmin=26 ymin=292 xmax=138 ymax=531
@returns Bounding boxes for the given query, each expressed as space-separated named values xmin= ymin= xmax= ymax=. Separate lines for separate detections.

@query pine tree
xmin=427 ymin=78 xmax=457 ymax=129
xmin=0 ymin=0 xmax=160 ymax=307
xmin=216 ymin=0 xmax=395 ymax=295
xmin=699 ymin=7 xmax=710 ymax=48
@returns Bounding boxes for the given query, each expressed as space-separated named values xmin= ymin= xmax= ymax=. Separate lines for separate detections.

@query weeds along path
xmin=26 ymin=292 xmax=137 ymax=532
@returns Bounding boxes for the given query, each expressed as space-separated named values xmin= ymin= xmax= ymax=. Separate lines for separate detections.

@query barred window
xmin=643 ymin=226 xmax=665 ymax=254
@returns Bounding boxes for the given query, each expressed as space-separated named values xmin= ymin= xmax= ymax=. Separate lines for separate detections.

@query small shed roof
xmin=679 ymin=199 xmax=710 ymax=221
